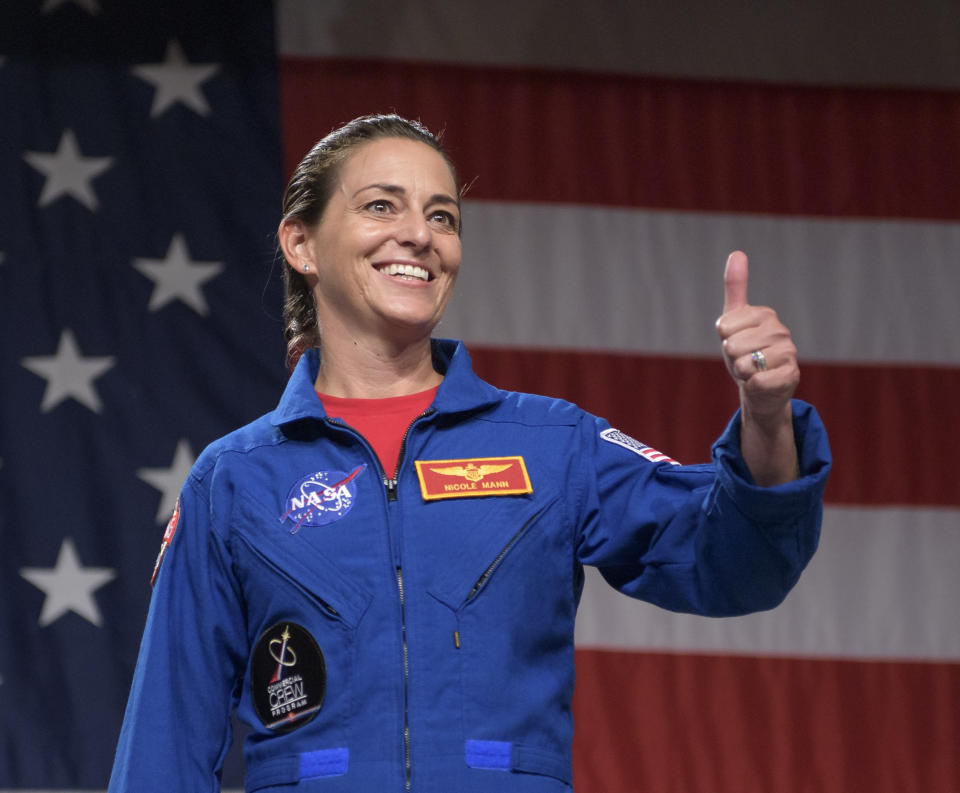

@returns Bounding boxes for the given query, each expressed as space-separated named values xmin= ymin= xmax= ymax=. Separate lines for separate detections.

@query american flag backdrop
xmin=2 ymin=2 xmax=959 ymax=791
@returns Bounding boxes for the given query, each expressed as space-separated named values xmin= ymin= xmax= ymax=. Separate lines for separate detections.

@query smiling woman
xmin=108 ymin=113 xmax=830 ymax=793
xmin=278 ymin=133 xmax=462 ymax=397
xmin=276 ymin=115 xmax=462 ymax=375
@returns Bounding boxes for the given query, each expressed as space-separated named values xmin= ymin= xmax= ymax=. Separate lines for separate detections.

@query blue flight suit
xmin=109 ymin=339 xmax=830 ymax=792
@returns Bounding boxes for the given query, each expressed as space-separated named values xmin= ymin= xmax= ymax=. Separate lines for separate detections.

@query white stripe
xmin=574 ymin=506 xmax=960 ymax=660
xmin=276 ymin=0 xmax=960 ymax=90
xmin=438 ymin=201 xmax=960 ymax=365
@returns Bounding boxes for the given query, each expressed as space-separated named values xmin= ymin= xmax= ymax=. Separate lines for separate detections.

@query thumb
xmin=723 ymin=250 xmax=749 ymax=313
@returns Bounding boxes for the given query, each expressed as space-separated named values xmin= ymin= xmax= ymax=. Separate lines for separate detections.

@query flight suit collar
xmin=270 ymin=339 xmax=502 ymax=428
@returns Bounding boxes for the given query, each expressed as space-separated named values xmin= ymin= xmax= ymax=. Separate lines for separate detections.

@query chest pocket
xmin=231 ymin=492 xmax=373 ymax=749
xmin=425 ymin=485 xmax=574 ymax=783
xmin=233 ymin=490 xmax=372 ymax=627
xmin=426 ymin=486 xmax=563 ymax=613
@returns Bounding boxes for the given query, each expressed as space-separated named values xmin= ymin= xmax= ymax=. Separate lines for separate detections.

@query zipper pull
xmin=384 ymin=477 xmax=399 ymax=502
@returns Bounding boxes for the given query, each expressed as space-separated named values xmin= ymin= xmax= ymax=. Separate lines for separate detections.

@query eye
xmin=429 ymin=209 xmax=459 ymax=232
xmin=364 ymin=199 xmax=394 ymax=214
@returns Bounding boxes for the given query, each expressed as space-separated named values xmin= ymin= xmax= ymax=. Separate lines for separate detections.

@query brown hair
xmin=280 ymin=113 xmax=459 ymax=370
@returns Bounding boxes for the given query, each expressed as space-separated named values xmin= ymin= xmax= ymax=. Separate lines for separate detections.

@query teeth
xmin=381 ymin=263 xmax=430 ymax=281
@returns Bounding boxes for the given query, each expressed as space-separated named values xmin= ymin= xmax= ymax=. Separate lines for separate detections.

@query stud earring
xmin=303 ymin=264 xmax=310 ymax=272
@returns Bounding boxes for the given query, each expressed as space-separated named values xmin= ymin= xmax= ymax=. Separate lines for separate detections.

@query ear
xmin=278 ymin=218 xmax=314 ymax=274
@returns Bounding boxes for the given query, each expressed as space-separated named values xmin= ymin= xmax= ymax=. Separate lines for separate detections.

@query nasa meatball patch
xmin=280 ymin=465 xmax=366 ymax=533
xmin=251 ymin=622 xmax=326 ymax=732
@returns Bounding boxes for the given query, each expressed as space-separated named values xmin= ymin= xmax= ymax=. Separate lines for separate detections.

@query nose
xmin=396 ymin=211 xmax=432 ymax=251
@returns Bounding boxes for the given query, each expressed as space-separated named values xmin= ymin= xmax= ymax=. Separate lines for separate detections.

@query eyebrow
xmin=353 ymin=183 xmax=460 ymax=208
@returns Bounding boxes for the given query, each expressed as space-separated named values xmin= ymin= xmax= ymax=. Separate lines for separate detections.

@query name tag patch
xmin=600 ymin=428 xmax=680 ymax=465
xmin=415 ymin=456 xmax=533 ymax=500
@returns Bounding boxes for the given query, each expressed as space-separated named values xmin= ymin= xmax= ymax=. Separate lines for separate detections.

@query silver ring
xmin=751 ymin=350 xmax=768 ymax=371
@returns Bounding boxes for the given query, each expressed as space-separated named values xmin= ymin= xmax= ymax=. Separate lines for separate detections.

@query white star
xmin=21 ymin=329 xmax=116 ymax=413
xmin=23 ymin=129 xmax=114 ymax=211
xmin=132 ymin=233 xmax=223 ymax=315
xmin=137 ymin=438 xmax=195 ymax=523
xmin=20 ymin=538 xmax=116 ymax=627
xmin=42 ymin=0 xmax=101 ymax=13
xmin=132 ymin=40 xmax=220 ymax=118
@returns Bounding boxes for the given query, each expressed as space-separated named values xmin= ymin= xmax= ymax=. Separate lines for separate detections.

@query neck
xmin=313 ymin=332 xmax=441 ymax=398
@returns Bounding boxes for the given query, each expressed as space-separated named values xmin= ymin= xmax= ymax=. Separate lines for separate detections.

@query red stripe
xmin=280 ymin=57 xmax=960 ymax=220
xmin=572 ymin=649 xmax=960 ymax=793
xmin=467 ymin=346 xmax=960 ymax=506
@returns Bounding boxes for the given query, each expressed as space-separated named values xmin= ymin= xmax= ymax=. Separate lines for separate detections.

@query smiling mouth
xmin=376 ymin=263 xmax=432 ymax=282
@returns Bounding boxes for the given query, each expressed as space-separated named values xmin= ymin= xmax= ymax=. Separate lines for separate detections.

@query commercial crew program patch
xmin=415 ymin=455 xmax=533 ymax=500
xmin=280 ymin=465 xmax=366 ymax=533
xmin=600 ymin=428 xmax=680 ymax=465
xmin=251 ymin=622 xmax=326 ymax=732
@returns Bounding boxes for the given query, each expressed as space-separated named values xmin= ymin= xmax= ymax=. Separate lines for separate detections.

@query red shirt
xmin=317 ymin=386 xmax=439 ymax=477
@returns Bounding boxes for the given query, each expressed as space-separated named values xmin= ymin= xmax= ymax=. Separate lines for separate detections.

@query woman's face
xmin=301 ymin=137 xmax=462 ymax=346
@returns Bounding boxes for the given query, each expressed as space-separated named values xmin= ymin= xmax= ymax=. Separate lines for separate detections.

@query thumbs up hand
xmin=715 ymin=251 xmax=800 ymax=485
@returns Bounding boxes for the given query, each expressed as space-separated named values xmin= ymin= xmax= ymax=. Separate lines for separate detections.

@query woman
xmin=109 ymin=114 xmax=830 ymax=792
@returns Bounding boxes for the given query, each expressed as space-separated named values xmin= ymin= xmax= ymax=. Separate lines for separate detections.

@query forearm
xmin=739 ymin=399 xmax=799 ymax=487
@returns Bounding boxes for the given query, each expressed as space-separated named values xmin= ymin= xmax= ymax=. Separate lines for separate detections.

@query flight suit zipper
xmin=468 ymin=529 xmax=525 ymax=600
xmin=384 ymin=407 xmax=435 ymax=502
xmin=467 ymin=511 xmax=541 ymax=601
xmin=387 ymin=408 xmax=433 ymax=791
xmin=326 ymin=408 xmax=434 ymax=791
xmin=396 ymin=565 xmax=411 ymax=790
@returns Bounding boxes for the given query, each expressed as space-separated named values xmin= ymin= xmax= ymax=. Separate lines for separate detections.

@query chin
xmin=373 ymin=309 xmax=437 ymax=337
xmin=379 ymin=301 xmax=445 ymax=329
